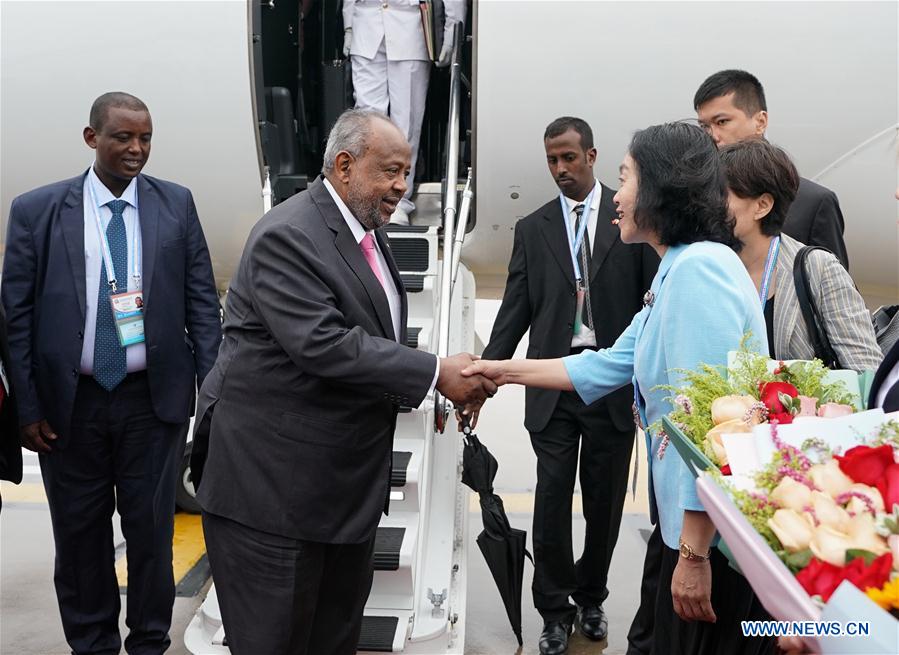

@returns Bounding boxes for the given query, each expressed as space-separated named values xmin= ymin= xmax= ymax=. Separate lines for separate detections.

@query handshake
xmin=436 ymin=353 xmax=507 ymax=421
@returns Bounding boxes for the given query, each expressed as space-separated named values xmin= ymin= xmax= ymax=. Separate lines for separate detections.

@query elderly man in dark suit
xmin=476 ymin=116 xmax=658 ymax=655
xmin=0 ymin=303 xmax=22 ymax=510
xmin=694 ymin=69 xmax=849 ymax=269
xmin=192 ymin=108 xmax=494 ymax=655
xmin=1 ymin=92 xmax=222 ymax=655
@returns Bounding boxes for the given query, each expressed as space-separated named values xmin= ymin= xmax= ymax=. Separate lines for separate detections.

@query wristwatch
xmin=678 ymin=539 xmax=711 ymax=562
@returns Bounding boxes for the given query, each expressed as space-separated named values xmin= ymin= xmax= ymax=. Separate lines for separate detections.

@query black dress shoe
xmin=577 ymin=604 xmax=608 ymax=641
xmin=538 ymin=621 xmax=572 ymax=655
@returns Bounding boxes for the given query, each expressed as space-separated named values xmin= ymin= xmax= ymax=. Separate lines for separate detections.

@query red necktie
xmin=360 ymin=233 xmax=386 ymax=289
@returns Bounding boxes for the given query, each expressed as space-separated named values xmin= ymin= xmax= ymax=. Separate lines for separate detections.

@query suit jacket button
xmin=78 ymin=331 xmax=84 ymax=340
xmin=71 ymin=369 xmax=78 ymax=377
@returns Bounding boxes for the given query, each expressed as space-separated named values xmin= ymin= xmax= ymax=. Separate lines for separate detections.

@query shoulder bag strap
xmin=792 ymin=246 xmax=841 ymax=369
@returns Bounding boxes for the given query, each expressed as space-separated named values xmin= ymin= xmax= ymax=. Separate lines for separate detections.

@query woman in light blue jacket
xmin=464 ymin=123 xmax=773 ymax=654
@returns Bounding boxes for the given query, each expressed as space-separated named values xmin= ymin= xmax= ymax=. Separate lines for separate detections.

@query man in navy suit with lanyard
xmin=2 ymin=92 xmax=222 ymax=654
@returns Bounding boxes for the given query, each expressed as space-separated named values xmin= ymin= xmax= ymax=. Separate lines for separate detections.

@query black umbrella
xmin=461 ymin=421 xmax=532 ymax=647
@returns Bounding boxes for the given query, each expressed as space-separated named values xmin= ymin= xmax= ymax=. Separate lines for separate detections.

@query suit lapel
xmin=871 ymin=340 xmax=899 ymax=406
xmin=773 ymin=258 xmax=797 ymax=357
xmin=312 ymin=179 xmax=396 ymax=340
xmin=589 ymin=183 xmax=619 ymax=282
xmin=375 ymin=229 xmax=405 ymax=344
xmin=540 ymin=202 xmax=576 ymax=287
xmin=137 ymin=176 xmax=159 ymax=305
xmin=59 ymin=175 xmax=88 ymax=322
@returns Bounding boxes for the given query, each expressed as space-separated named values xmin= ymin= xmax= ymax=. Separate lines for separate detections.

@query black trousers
xmin=39 ymin=373 xmax=186 ymax=655
xmin=529 ymin=389 xmax=634 ymax=624
xmin=203 ymin=511 xmax=377 ymax=655
xmin=626 ymin=523 xmax=663 ymax=655
xmin=650 ymin=534 xmax=775 ymax=655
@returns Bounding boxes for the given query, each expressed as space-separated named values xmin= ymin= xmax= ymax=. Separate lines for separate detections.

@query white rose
xmin=808 ymin=460 xmax=853 ymax=498
xmin=770 ymin=476 xmax=813 ymax=512
xmin=809 ymin=525 xmax=852 ymax=566
xmin=768 ymin=509 xmax=815 ymax=552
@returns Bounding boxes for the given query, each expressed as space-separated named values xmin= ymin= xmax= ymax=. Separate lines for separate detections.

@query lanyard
xmin=758 ymin=236 xmax=780 ymax=306
xmin=88 ymin=177 xmax=141 ymax=293
xmin=559 ymin=181 xmax=597 ymax=284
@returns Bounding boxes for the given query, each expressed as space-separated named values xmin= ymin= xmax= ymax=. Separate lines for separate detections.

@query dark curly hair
xmin=629 ymin=122 xmax=740 ymax=251
xmin=719 ymin=139 xmax=799 ymax=237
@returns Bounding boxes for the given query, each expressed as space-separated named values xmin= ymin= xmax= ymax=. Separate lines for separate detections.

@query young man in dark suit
xmin=191 ymin=109 xmax=495 ymax=655
xmin=1 ymin=92 xmax=222 ymax=654
xmin=694 ymin=69 xmax=850 ymax=268
xmin=478 ymin=117 xmax=658 ymax=655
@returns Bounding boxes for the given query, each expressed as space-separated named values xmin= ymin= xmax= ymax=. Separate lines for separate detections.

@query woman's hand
xmin=671 ymin=557 xmax=716 ymax=623
xmin=461 ymin=359 xmax=509 ymax=386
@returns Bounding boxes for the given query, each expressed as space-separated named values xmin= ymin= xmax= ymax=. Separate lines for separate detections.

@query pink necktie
xmin=360 ymin=233 xmax=386 ymax=288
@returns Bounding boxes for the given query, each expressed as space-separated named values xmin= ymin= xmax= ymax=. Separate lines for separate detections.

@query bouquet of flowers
xmin=720 ymin=418 xmax=899 ymax=616
xmin=657 ymin=338 xmax=858 ymax=474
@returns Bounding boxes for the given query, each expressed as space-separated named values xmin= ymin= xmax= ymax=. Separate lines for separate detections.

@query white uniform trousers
xmin=352 ymin=38 xmax=430 ymax=214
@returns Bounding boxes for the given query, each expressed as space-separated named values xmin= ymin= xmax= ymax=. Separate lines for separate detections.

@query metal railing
xmin=433 ymin=24 xmax=472 ymax=433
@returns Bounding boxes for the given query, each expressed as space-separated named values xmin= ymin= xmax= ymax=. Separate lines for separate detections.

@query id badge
xmin=109 ymin=290 xmax=146 ymax=347
xmin=573 ymin=284 xmax=586 ymax=334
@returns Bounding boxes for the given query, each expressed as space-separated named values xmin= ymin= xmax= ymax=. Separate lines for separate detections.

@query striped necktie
xmin=573 ymin=203 xmax=593 ymax=330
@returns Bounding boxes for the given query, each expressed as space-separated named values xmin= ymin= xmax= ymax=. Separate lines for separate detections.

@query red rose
xmin=835 ymin=445 xmax=895 ymax=496
xmin=796 ymin=558 xmax=846 ymax=601
xmin=796 ymin=554 xmax=893 ymax=602
xmin=769 ymin=412 xmax=794 ymax=425
xmin=759 ymin=381 xmax=799 ymax=414
xmin=883 ymin=462 xmax=899 ymax=512
xmin=721 ymin=464 xmax=732 ymax=476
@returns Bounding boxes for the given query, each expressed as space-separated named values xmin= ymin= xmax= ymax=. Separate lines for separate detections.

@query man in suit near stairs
xmin=192 ymin=109 xmax=495 ymax=655
xmin=478 ymin=116 xmax=658 ymax=655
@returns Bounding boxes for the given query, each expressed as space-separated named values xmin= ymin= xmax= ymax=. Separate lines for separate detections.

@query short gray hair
xmin=322 ymin=109 xmax=397 ymax=174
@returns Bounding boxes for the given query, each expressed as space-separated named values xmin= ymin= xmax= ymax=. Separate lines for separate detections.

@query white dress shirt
xmin=80 ymin=167 xmax=147 ymax=374
xmin=563 ymin=180 xmax=601 ymax=348
xmin=323 ymin=179 xmax=440 ymax=398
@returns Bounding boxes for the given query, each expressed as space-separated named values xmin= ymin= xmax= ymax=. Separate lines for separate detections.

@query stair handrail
xmin=434 ymin=22 xmax=463 ymax=434
xmin=450 ymin=167 xmax=473 ymax=290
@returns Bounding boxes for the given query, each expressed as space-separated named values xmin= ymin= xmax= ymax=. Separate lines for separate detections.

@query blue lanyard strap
xmin=758 ymin=236 xmax=780 ymax=306
xmin=88 ymin=176 xmax=142 ymax=292
xmin=559 ymin=181 xmax=597 ymax=283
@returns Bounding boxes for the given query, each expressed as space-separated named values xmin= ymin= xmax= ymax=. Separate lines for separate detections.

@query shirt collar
xmin=653 ymin=243 xmax=688 ymax=291
xmin=87 ymin=165 xmax=138 ymax=210
xmin=323 ymin=177 xmax=369 ymax=245
xmin=563 ymin=179 xmax=601 ymax=213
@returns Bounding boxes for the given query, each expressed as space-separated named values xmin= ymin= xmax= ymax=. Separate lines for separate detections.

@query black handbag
xmin=793 ymin=246 xmax=842 ymax=369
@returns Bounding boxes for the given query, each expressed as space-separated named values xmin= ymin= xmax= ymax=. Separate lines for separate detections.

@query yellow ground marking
xmin=115 ymin=513 xmax=206 ymax=589
xmin=0 ymin=481 xmax=47 ymax=503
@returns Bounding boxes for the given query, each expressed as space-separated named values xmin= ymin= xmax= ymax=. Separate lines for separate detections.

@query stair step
xmin=383 ymin=224 xmax=430 ymax=234
xmin=373 ymin=527 xmax=405 ymax=571
xmin=356 ymin=612 xmax=410 ymax=653
xmin=391 ymin=451 xmax=412 ymax=487
xmin=389 ymin=237 xmax=430 ymax=272
xmin=357 ymin=616 xmax=397 ymax=652
xmin=400 ymin=273 xmax=425 ymax=293
xmin=404 ymin=327 xmax=422 ymax=350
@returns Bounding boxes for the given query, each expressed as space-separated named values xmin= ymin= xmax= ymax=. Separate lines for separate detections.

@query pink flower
xmin=817 ymin=403 xmax=854 ymax=418
xmin=797 ymin=396 xmax=819 ymax=417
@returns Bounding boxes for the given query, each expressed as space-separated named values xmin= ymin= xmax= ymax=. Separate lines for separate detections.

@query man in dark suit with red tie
xmin=191 ymin=108 xmax=495 ymax=655
xmin=2 ymin=92 xmax=222 ymax=654
xmin=478 ymin=117 xmax=658 ymax=655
